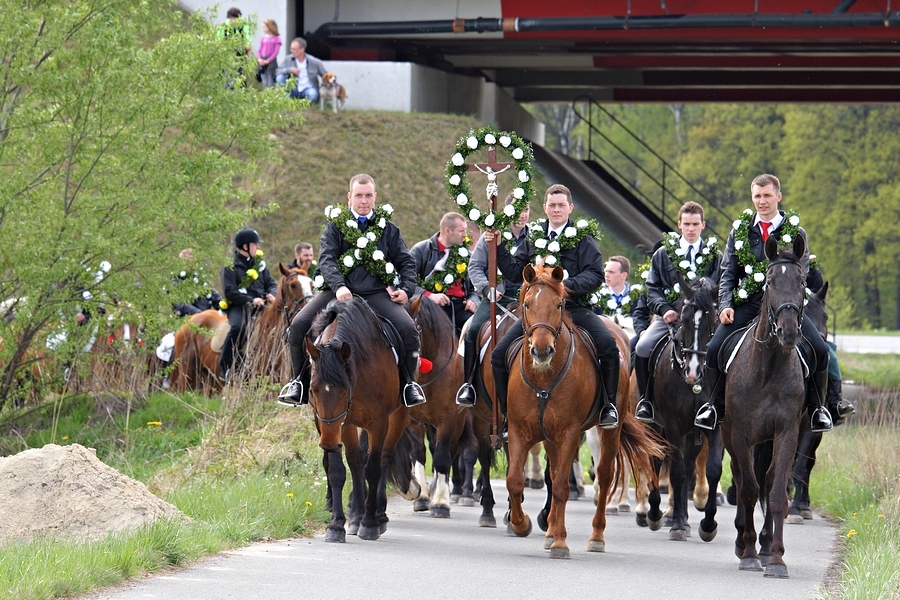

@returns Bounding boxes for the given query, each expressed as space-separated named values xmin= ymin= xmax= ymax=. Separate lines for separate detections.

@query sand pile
xmin=0 ymin=443 xmax=185 ymax=544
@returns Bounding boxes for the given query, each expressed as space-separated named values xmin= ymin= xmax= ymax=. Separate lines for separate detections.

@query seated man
xmin=410 ymin=212 xmax=478 ymax=335
xmin=275 ymin=37 xmax=327 ymax=102
xmin=278 ymin=173 xmax=425 ymax=408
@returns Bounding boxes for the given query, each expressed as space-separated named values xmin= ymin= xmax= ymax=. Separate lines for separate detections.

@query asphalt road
xmin=85 ymin=480 xmax=837 ymax=600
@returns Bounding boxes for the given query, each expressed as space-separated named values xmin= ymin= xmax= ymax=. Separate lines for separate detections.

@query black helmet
xmin=234 ymin=228 xmax=262 ymax=249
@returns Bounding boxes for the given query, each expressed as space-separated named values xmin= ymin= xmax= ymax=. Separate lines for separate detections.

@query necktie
xmin=357 ymin=216 xmax=368 ymax=230
xmin=760 ymin=221 xmax=771 ymax=242
xmin=685 ymin=245 xmax=693 ymax=265
xmin=548 ymin=231 xmax=557 ymax=240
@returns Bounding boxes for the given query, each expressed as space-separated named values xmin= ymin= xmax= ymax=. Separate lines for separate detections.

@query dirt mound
xmin=0 ymin=443 xmax=185 ymax=544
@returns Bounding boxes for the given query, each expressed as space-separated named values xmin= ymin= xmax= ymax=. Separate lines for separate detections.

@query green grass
xmin=837 ymin=351 xmax=900 ymax=389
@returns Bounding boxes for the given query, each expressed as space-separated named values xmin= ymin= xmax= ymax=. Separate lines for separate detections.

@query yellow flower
xmin=878 ymin=514 xmax=884 ymax=518
xmin=456 ymin=263 xmax=467 ymax=273
xmin=62 ymin=436 xmax=68 ymax=441
xmin=434 ymin=283 xmax=443 ymax=292
xmin=247 ymin=268 xmax=259 ymax=280
xmin=219 ymin=299 xmax=229 ymax=310
xmin=847 ymin=529 xmax=858 ymax=538
xmin=147 ymin=421 xmax=162 ymax=427
xmin=255 ymin=249 xmax=264 ymax=258
xmin=286 ymin=492 xmax=294 ymax=498
xmin=305 ymin=501 xmax=313 ymax=507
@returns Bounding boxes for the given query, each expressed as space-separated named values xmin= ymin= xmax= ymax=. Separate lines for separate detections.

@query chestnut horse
xmin=170 ymin=263 xmax=312 ymax=392
xmin=307 ymin=296 xmax=415 ymax=542
xmin=723 ymin=234 xmax=808 ymax=578
xmin=504 ymin=265 xmax=664 ymax=558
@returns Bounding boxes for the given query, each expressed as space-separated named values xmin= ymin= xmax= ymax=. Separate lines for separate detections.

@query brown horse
xmin=723 ymin=234 xmax=808 ymax=578
xmin=306 ymin=296 xmax=415 ymax=542
xmin=170 ymin=263 xmax=312 ymax=392
xmin=504 ymin=265 xmax=664 ymax=558
xmin=407 ymin=297 xmax=469 ymax=517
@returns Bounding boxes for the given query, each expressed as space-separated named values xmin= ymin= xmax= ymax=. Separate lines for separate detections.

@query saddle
xmin=209 ymin=321 xmax=231 ymax=354
xmin=719 ymin=318 xmax=811 ymax=378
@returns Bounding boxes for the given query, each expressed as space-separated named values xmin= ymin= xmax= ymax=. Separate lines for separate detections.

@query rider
xmin=489 ymin=184 xmax=620 ymax=432
xmin=694 ymin=174 xmax=833 ymax=433
xmin=289 ymin=242 xmax=317 ymax=278
xmin=277 ymin=173 xmax=426 ymax=408
xmin=220 ymin=228 xmax=277 ymax=380
xmin=410 ymin=212 xmax=478 ymax=335
xmin=634 ymin=201 xmax=721 ymax=424
xmin=456 ymin=195 xmax=531 ymax=406
xmin=172 ymin=248 xmax=223 ymax=317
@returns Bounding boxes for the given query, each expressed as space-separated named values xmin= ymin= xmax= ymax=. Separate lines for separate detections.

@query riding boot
xmin=634 ymin=354 xmax=654 ymax=424
xmin=598 ymin=357 xmax=620 ymax=429
xmin=827 ymin=375 xmax=855 ymax=423
xmin=401 ymin=351 xmax=427 ymax=407
xmin=694 ymin=366 xmax=725 ymax=430
xmin=455 ymin=340 xmax=477 ymax=407
xmin=809 ymin=369 xmax=834 ymax=433
xmin=277 ymin=343 xmax=309 ymax=407
xmin=492 ymin=364 xmax=509 ymax=441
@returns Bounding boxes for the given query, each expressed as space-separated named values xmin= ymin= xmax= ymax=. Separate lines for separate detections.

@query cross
xmin=465 ymin=145 xmax=515 ymax=448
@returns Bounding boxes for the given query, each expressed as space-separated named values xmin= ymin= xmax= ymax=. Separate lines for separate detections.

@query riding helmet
xmin=234 ymin=228 xmax=262 ymax=249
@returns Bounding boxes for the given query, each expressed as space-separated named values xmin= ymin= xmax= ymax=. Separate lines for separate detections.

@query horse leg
xmin=476 ymin=434 xmax=496 ymax=527
xmin=408 ymin=425 xmax=430 ymax=512
xmin=545 ymin=437 xmax=577 ymax=559
xmin=644 ymin=455 xmax=664 ymax=531
xmin=732 ymin=450 xmax=763 ymax=571
xmin=698 ymin=429 xmax=723 ymax=542
xmin=323 ymin=447 xmax=348 ymax=543
xmin=343 ymin=428 xmax=367 ymax=537
xmin=763 ymin=431 xmax=798 ymax=579
xmin=428 ymin=426 xmax=455 ymax=518
xmin=693 ymin=438 xmax=711 ymax=511
xmin=504 ymin=429 xmax=532 ymax=538
xmin=526 ymin=443 xmax=544 ymax=489
xmin=537 ymin=456 xmax=551 ymax=532
xmin=458 ymin=445 xmax=477 ymax=506
xmin=668 ymin=442 xmax=691 ymax=541
xmin=788 ymin=428 xmax=820 ymax=523
xmin=588 ymin=428 xmax=618 ymax=552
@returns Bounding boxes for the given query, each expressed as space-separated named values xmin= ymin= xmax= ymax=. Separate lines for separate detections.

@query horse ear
xmin=551 ymin=265 xmax=565 ymax=283
xmin=339 ymin=341 xmax=352 ymax=363
xmin=764 ymin=235 xmax=779 ymax=261
xmin=816 ymin=281 xmax=829 ymax=303
xmin=792 ymin=233 xmax=806 ymax=259
xmin=523 ymin=264 xmax=536 ymax=283
xmin=676 ymin=271 xmax=692 ymax=300
xmin=306 ymin=337 xmax=319 ymax=360
xmin=279 ymin=262 xmax=289 ymax=276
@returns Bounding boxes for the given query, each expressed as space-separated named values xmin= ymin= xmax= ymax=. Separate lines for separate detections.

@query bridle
xmin=757 ymin=258 xmax=805 ymax=344
xmin=669 ymin=295 xmax=717 ymax=386
xmin=312 ymin=340 xmax=353 ymax=426
xmin=280 ymin=273 xmax=313 ymax=336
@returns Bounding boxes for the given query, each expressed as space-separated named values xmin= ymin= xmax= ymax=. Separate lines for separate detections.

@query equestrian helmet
xmin=234 ymin=228 xmax=262 ymax=248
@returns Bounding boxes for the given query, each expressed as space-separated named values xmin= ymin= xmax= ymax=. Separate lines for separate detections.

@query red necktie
xmin=760 ymin=221 xmax=771 ymax=242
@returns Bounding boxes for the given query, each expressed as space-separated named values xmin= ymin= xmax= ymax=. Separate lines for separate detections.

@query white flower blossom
xmin=511 ymin=147 xmax=524 ymax=160
xmin=324 ymin=205 xmax=333 ymax=217
xmin=343 ymin=256 xmax=354 ymax=268
xmin=513 ymin=187 xmax=524 ymax=199
xmin=383 ymin=204 xmax=394 ymax=214
xmin=99 ymin=261 xmax=111 ymax=273
xmin=641 ymin=270 xmax=649 ymax=280
xmin=385 ymin=263 xmax=395 ymax=274
xmin=314 ymin=275 xmax=324 ymax=288
xmin=366 ymin=231 xmax=376 ymax=241
xmin=468 ymin=208 xmax=481 ymax=221
xmin=707 ymin=237 xmax=717 ymax=246
xmin=378 ymin=218 xmax=386 ymax=228
xmin=738 ymin=289 xmax=748 ymax=299
xmin=673 ymin=283 xmax=681 ymax=294
xmin=754 ymin=272 xmax=765 ymax=282
xmin=679 ymin=260 xmax=690 ymax=270
xmin=503 ymin=231 xmax=513 ymax=240
xmin=744 ymin=208 xmax=754 ymax=215
xmin=443 ymin=274 xmax=454 ymax=285
xmin=458 ymin=248 xmax=469 ymax=258
xmin=372 ymin=250 xmax=385 ymax=261
xmin=356 ymin=237 xmax=369 ymax=248
xmin=782 ymin=234 xmax=792 ymax=243
xmin=548 ymin=241 xmax=560 ymax=253
xmin=456 ymin=193 xmax=468 ymax=206
xmin=545 ymin=255 xmax=557 ymax=266
xmin=449 ymin=174 xmax=461 ymax=186
xmin=745 ymin=264 xmax=754 ymax=274
xmin=82 ymin=290 xmax=93 ymax=300
xmin=696 ymin=256 xmax=704 ymax=265
xmin=535 ymin=238 xmax=548 ymax=249
xmin=258 ymin=261 xmax=266 ymax=271
xmin=347 ymin=219 xmax=359 ymax=229
xmin=607 ymin=299 xmax=618 ymax=310
xmin=576 ymin=219 xmax=588 ymax=228
xmin=518 ymin=170 xmax=529 ymax=182
xmin=330 ymin=207 xmax=342 ymax=219
xmin=564 ymin=227 xmax=577 ymax=237
xmin=466 ymin=136 xmax=478 ymax=149
xmin=484 ymin=213 xmax=496 ymax=227
xmin=734 ymin=240 xmax=744 ymax=250
xmin=354 ymin=249 xmax=361 ymax=259
xmin=499 ymin=135 xmax=511 ymax=147
xmin=179 ymin=270 xmax=187 ymax=279
xmin=503 ymin=204 xmax=515 ymax=216
xmin=733 ymin=219 xmax=742 ymax=230
xmin=675 ymin=247 xmax=686 ymax=256
xmin=562 ymin=269 xmax=569 ymax=280
xmin=789 ymin=215 xmax=800 ymax=226
xmin=238 ymin=288 xmax=246 ymax=294
xmin=687 ymin=271 xmax=697 ymax=281
xmin=484 ymin=133 xmax=497 ymax=145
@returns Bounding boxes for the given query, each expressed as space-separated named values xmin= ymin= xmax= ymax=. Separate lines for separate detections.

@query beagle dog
xmin=319 ymin=72 xmax=347 ymax=113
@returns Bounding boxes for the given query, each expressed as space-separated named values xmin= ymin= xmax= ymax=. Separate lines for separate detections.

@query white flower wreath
xmin=446 ymin=126 xmax=534 ymax=232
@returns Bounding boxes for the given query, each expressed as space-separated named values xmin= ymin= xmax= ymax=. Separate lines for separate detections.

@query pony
xmin=504 ymin=264 xmax=664 ymax=558
xmin=723 ymin=234 xmax=808 ymax=578
xmin=644 ymin=274 xmax=723 ymax=542
xmin=169 ymin=264 xmax=312 ymax=392
xmin=307 ymin=296 xmax=416 ymax=542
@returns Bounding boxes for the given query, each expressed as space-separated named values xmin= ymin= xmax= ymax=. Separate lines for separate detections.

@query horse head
xmin=521 ymin=264 xmax=567 ymax=370
xmin=762 ymin=233 xmax=807 ymax=349
xmin=804 ymin=281 xmax=828 ymax=340
xmin=278 ymin=262 xmax=314 ymax=322
xmin=676 ymin=273 xmax=719 ymax=386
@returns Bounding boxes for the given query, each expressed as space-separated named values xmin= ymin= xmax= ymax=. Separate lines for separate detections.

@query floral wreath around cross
xmin=446 ymin=127 xmax=534 ymax=232
xmin=732 ymin=208 xmax=801 ymax=305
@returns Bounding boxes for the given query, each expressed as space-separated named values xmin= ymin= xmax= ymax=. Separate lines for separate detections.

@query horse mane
xmin=690 ymin=277 xmax=717 ymax=316
xmin=310 ymin=297 xmax=384 ymax=388
xmin=409 ymin=296 xmax=455 ymax=342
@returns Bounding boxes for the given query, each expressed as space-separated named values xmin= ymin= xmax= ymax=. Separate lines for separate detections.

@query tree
xmin=0 ymin=0 xmax=301 ymax=408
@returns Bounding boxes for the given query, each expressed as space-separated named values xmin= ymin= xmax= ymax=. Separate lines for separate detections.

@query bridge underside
xmin=306 ymin=1 xmax=900 ymax=103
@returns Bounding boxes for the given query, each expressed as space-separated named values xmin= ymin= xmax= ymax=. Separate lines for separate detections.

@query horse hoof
xmin=800 ymin=509 xmax=813 ymax=520
xmin=569 ymin=490 xmax=579 ymax=501
xmin=659 ymin=484 xmax=669 ymax=494
xmin=739 ymin=557 xmax=763 ymax=571
xmin=458 ymin=496 xmax=475 ymax=507
xmin=662 ymin=515 xmax=674 ymax=528
xmin=537 ymin=509 xmax=549 ymax=532
xmin=505 ymin=515 xmax=532 ymax=537
xmin=357 ymin=525 xmax=381 ymax=541
xmin=759 ymin=553 xmax=772 ymax=567
xmin=605 ymin=505 xmax=618 ymax=515
xmin=502 ymin=510 xmax=510 ymax=526
xmin=478 ymin=515 xmax=497 ymax=528
xmin=786 ymin=514 xmax=804 ymax=525
xmin=324 ymin=526 xmax=346 ymax=543
xmin=413 ymin=499 xmax=430 ymax=512
xmin=348 ymin=521 xmax=360 ymax=536
xmin=587 ymin=540 xmax=606 ymax=553
xmin=669 ymin=528 xmax=689 ymax=541
xmin=529 ymin=478 xmax=545 ymax=490
xmin=716 ymin=492 xmax=725 ymax=506
xmin=726 ymin=484 xmax=737 ymax=505
xmin=473 ymin=491 xmax=482 ymax=502
xmin=618 ymin=503 xmax=631 ymax=513
xmin=430 ymin=506 xmax=450 ymax=518
xmin=450 ymin=494 xmax=460 ymax=504
xmin=764 ymin=563 xmax=790 ymax=579
xmin=543 ymin=536 xmax=553 ymax=550
xmin=548 ymin=547 xmax=570 ymax=559
xmin=699 ymin=525 xmax=717 ymax=542
xmin=648 ymin=517 xmax=662 ymax=532
xmin=635 ymin=514 xmax=648 ymax=528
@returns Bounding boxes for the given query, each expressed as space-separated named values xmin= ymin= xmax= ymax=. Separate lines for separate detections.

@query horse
xmin=723 ymin=234 xmax=808 ymax=578
xmin=643 ymin=274 xmax=723 ymax=542
xmin=504 ymin=265 xmax=664 ymax=558
xmin=406 ymin=297 xmax=471 ymax=517
xmin=306 ymin=296 xmax=415 ymax=542
xmin=170 ymin=263 xmax=312 ymax=392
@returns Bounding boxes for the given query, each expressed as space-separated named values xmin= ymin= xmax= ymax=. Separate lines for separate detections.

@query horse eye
xmin=523 ymin=303 xmax=530 ymax=310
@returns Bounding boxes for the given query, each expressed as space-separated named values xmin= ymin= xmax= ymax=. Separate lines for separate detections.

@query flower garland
xmin=528 ymin=218 xmax=601 ymax=270
xmin=731 ymin=209 xmax=802 ymax=305
xmin=219 ymin=250 xmax=266 ymax=310
xmin=636 ymin=254 xmax=683 ymax=306
xmin=419 ymin=243 xmax=470 ymax=293
xmin=446 ymin=126 xmax=534 ymax=232
xmin=661 ymin=231 xmax=721 ymax=284
xmin=590 ymin=283 xmax=644 ymax=316
xmin=311 ymin=203 xmax=401 ymax=291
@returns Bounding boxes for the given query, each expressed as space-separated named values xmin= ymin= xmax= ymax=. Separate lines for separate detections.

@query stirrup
xmin=455 ymin=383 xmax=476 ymax=407
xmin=276 ymin=377 xmax=303 ymax=407
xmin=403 ymin=382 xmax=427 ymax=407
xmin=635 ymin=398 xmax=655 ymax=424
xmin=836 ymin=399 xmax=855 ymax=418
xmin=694 ymin=403 xmax=718 ymax=431
xmin=810 ymin=407 xmax=834 ymax=433
xmin=598 ymin=404 xmax=619 ymax=429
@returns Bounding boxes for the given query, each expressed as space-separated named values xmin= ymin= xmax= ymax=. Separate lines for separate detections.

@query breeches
xmin=634 ymin=318 xmax=671 ymax=359
xmin=464 ymin=294 xmax=517 ymax=348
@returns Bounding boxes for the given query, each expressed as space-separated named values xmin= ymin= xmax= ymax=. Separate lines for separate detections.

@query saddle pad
xmin=721 ymin=320 xmax=810 ymax=378
xmin=210 ymin=321 xmax=231 ymax=354
xmin=374 ymin=312 xmax=402 ymax=365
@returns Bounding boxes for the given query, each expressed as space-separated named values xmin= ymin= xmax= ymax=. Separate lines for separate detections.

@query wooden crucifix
xmin=466 ymin=147 xmax=515 ymax=448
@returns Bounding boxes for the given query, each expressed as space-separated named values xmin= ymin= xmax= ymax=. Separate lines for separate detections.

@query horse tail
xmin=612 ymin=412 xmax=670 ymax=503
xmin=173 ymin=325 xmax=195 ymax=392
xmin=754 ymin=440 xmax=774 ymax=510
xmin=387 ymin=425 xmax=418 ymax=496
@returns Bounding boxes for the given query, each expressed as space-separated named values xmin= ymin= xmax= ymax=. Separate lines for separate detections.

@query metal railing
xmin=572 ymin=96 xmax=730 ymax=242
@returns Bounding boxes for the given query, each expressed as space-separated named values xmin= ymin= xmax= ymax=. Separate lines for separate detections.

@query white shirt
xmin=295 ymin=58 xmax=310 ymax=90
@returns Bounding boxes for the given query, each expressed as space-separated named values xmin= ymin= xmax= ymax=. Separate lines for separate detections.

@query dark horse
xmin=505 ymin=265 xmax=664 ymax=558
xmin=307 ymin=297 xmax=415 ymax=542
xmin=646 ymin=275 xmax=724 ymax=542
xmin=723 ymin=234 xmax=808 ymax=578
